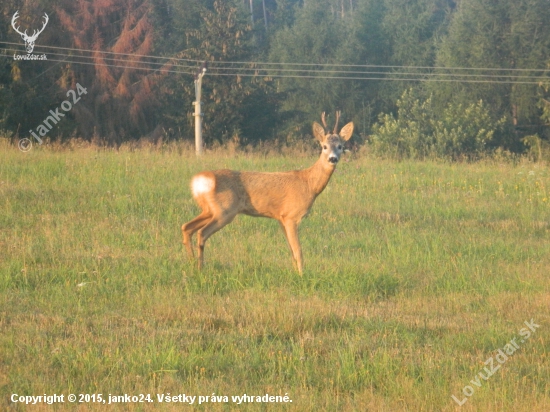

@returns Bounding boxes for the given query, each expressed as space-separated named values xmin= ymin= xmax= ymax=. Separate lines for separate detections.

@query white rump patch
xmin=192 ymin=175 xmax=214 ymax=198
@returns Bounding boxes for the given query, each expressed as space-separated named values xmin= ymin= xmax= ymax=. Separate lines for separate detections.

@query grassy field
xmin=0 ymin=139 xmax=549 ymax=411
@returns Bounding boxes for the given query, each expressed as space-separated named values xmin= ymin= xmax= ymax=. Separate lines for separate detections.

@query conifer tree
xmin=160 ymin=0 xmax=278 ymax=145
xmin=56 ymin=0 xmax=165 ymax=142
xmin=433 ymin=0 xmax=550 ymax=148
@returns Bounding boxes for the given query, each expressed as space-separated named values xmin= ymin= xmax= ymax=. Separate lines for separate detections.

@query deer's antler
xmin=29 ymin=13 xmax=49 ymax=41
xmin=11 ymin=11 xmax=27 ymax=38
xmin=321 ymin=112 xmax=328 ymax=131
xmin=11 ymin=12 xmax=48 ymax=41
xmin=333 ymin=111 xmax=341 ymax=134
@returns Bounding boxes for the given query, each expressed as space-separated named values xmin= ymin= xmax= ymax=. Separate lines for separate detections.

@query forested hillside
xmin=1 ymin=0 xmax=549 ymax=157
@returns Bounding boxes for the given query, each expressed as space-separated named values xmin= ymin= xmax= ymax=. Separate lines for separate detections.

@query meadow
xmin=0 ymin=139 xmax=548 ymax=411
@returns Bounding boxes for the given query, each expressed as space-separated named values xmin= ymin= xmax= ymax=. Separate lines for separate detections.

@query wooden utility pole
xmin=262 ymin=0 xmax=268 ymax=31
xmin=193 ymin=62 xmax=207 ymax=156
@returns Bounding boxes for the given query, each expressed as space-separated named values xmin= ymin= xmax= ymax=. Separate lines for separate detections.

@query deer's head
xmin=12 ymin=11 xmax=49 ymax=54
xmin=313 ymin=111 xmax=354 ymax=166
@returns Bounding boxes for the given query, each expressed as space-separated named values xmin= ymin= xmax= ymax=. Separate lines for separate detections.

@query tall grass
xmin=0 ymin=139 xmax=548 ymax=411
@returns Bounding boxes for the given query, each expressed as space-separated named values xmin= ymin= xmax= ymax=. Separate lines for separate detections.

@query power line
xmin=2 ymin=46 xmax=198 ymax=72
xmin=205 ymin=71 xmax=545 ymax=85
xmin=2 ymin=40 xmax=549 ymax=74
xmin=5 ymin=46 xmax=547 ymax=81
xmin=1 ymin=44 xmax=548 ymax=85
xmin=205 ymin=66 xmax=548 ymax=81
xmin=206 ymin=60 xmax=550 ymax=74
xmin=0 ymin=41 xmax=201 ymax=64
xmin=0 ymin=52 xmax=194 ymax=77
xmin=182 ymin=71 xmax=545 ymax=83
xmin=1 ymin=53 xmax=544 ymax=84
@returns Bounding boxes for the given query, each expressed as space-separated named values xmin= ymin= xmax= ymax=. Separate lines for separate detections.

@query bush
xmin=523 ymin=134 xmax=550 ymax=162
xmin=371 ymin=89 xmax=506 ymax=160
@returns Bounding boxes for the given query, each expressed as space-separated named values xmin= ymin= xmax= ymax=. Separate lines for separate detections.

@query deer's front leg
xmin=278 ymin=221 xmax=297 ymax=267
xmin=281 ymin=220 xmax=303 ymax=275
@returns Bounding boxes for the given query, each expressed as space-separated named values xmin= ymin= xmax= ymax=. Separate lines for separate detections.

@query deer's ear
xmin=313 ymin=122 xmax=326 ymax=142
xmin=339 ymin=122 xmax=354 ymax=141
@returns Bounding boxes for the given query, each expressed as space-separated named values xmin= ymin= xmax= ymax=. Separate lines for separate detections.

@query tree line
xmin=1 ymin=0 xmax=549 ymax=158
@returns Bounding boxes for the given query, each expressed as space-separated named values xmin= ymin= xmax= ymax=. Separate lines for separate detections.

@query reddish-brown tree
xmin=57 ymin=0 xmax=167 ymax=142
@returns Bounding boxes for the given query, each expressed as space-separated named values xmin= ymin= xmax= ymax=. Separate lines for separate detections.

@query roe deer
xmin=182 ymin=112 xmax=353 ymax=274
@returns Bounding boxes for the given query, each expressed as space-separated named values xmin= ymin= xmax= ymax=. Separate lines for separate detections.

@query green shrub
xmin=372 ymin=89 xmax=506 ymax=160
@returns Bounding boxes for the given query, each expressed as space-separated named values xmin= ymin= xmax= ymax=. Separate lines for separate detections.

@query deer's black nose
xmin=328 ymin=156 xmax=338 ymax=164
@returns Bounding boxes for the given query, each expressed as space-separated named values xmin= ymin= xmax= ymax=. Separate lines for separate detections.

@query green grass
xmin=0 ymin=140 xmax=549 ymax=411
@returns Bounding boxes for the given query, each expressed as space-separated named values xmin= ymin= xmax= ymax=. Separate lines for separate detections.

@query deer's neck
xmin=304 ymin=158 xmax=336 ymax=196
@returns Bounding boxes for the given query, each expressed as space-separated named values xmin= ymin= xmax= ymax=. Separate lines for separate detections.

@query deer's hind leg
xmin=182 ymin=211 xmax=212 ymax=259
xmin=196 ymin=211 xmax=238 ymax=270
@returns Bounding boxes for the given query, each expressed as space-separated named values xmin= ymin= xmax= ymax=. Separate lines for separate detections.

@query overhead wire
xmin=3 ymin=47 xmax=546 ymax=82
xmin=1 ymin=46 xmax=198 ymax=73
xmin=1 ymin=41 xmax=548 ymax=85
xmin=0 ymin=41 xmax=202 ymax=64
xmin=203 ymin=65 xmax=548 ymax=81
xmin=204 ymin=72 xmax=546 ymax=84
xmin=3 ymin=41 xmax=544 ymax=73
xmin=0 ymin=54 xmax=195 ymax=78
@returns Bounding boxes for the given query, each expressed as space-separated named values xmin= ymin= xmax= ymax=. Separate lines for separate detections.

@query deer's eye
xmin=323 ymin=145 xmax=327 ymax=150
xmin=338 ymin=145 xmax=342 ymax=150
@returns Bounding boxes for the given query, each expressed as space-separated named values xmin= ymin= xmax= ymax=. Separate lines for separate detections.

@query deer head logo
xmin=11 ymin=11 xmax=49 ymax=54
